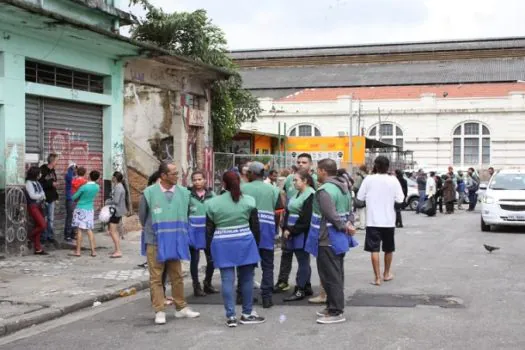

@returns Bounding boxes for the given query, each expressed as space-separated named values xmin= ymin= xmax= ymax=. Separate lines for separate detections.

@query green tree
xmin=129 ymin=1 xmax=260 ymax=151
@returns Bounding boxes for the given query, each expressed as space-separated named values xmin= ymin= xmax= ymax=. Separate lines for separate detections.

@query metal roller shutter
xmin=25 ymin=96 xmax=41 ymax=155
xmin=42 ymin=98 xmax=104 ymax=232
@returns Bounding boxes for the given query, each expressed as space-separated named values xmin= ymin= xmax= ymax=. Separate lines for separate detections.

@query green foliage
xmin=129 ymin=0 xmax=261 ymax=151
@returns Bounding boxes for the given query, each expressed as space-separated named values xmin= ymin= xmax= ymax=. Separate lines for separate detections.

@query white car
xmin=480 ymin=169 xmax=525 ymax=231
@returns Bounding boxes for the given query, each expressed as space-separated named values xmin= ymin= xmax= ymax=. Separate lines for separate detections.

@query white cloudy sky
xmin=124 ymin=0 xmax=525 ymax=50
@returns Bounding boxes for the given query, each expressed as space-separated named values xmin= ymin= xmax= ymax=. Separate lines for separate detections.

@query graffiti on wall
xmin=203 ymin=146 xmax=213 ymax=187
xmin=48 ymin=129 xmax=104 ymax=219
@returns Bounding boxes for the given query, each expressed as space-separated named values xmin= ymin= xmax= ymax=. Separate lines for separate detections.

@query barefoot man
xmin=355 ymin=156 xmax=404 ymax=286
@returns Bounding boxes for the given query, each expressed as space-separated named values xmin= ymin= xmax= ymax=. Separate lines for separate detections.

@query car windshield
xmin=489 ymin=173 xmax=525 ymax=190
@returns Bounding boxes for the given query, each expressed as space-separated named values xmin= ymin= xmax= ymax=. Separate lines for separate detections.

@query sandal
xmin=91 ymin=252 xmax=97 ymax=257
xmin=68 ymin=252 xmax=81 ymax=257
xmin=110 ymin=254 xmax=122 ymax=259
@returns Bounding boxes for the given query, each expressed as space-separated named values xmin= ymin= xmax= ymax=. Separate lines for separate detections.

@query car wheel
xmin=407 ymin=197 xmax=418 ymax=211
xmin=481 ymin=217 xmax=491 ymax=232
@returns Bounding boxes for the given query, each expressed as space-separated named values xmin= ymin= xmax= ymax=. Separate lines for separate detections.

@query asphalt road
xmin=2 ymin=210 xmax=525 ymax=350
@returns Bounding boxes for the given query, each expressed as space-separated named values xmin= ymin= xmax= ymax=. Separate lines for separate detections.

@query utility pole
xmin=378 ymin=107 xmax=382 ymax=142
xmin=357 ymin=100 xmax=362 ymax=136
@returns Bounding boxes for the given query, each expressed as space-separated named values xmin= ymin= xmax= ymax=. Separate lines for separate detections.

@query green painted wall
xmin=0 ymin=51 xmax=26 ymax=187
xmin=0 ymin=5 xmax=137 ymax=187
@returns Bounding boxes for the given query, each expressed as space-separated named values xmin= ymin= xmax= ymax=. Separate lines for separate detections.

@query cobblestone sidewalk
xmin=0 ymin=229 xmax=194 ymax=337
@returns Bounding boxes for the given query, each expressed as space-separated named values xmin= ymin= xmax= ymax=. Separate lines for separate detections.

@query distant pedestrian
xmin=71 ymin=170 xmax=101 ymax=258
xmin=39 ymin=153 xmax=59 ymax=247
xmin=434 ymin=174 xmax=444 ymax=214
xmin=395 ymin=170 xmax=407 ymax=228
xmin=206 ymin=171 xmax=265 ymax=327
xmin=72 ymin=166 xmax=88 ymax=194
xmin=466 ymin=168 xmax=480 ymax=212
xmin=457 ymin=171 xmax=467 ymax=210
xmin=353 ymin=165 xmax=368 ymax=229
xmin=25 ymin=166 xmax=48 ymax=255
xmin=415 ymin=170 xmax=427 ymax=214
xmin=64 ymin=162 xmax=76 ymax=242
xmin=139 ymin=162 xmax=200 ymax=325
xmin=488 ymin=167 xmax=495 ymax=178
xmin=264 ymin=169 xmax=279 ymax=187
xmin=356 ymin=156 xmax=404 ymax=286
xmin=443 ymin=175 xmax=455 ymax=214
xmin=106 ymin=171 xmax=128 ymax=258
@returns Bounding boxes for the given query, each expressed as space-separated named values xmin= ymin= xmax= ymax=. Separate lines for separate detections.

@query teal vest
xmin=241 ymin=180 xmax=280 ymax=250
xmin=206 ymin=192 xmax=260 ymax=268
xmin=305 ymin=181 xmax=353 ymax=257
xmin=144 ymin=184 xmax=190 ymax=262
xmin=286 ymin=186 xmax=315 ymax=250
xmin=188 ymin=190 xmax=215 ymax=249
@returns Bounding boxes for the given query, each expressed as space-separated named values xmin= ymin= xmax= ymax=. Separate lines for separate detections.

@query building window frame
xmin=367 ymin=122 xmax=404 ymax=149
xmin=288 ymin=123 xmax=322 ymax=137
xmin=452 ymin=122 xmax=490 ymax=167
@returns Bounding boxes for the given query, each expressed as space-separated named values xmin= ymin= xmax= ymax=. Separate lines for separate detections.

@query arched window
xmin=289 ymin=124 xmax=321 ymax=137
xmin=368 ymin=123 xmax=404 ymax=148
xmin=452 ymin=122 xmax=490 ymax=165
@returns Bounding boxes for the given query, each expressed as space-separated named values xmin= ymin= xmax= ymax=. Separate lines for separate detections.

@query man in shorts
xmin=356 ymin=156 xmax=405 ymax=286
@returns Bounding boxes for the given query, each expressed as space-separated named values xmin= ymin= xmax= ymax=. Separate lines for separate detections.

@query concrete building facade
xmin=0 ymin=0 xmax=140 ymax=254
xmin=246 ymin=83 xmax=525 ymax=171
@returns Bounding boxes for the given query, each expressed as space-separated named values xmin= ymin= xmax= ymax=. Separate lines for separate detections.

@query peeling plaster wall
xmin=124 ymin=60 xmax=212 ymax=182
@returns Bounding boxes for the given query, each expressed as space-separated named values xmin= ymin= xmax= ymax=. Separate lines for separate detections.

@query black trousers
xmin=277 ymin=248 xmax=293 ymax=283
xmin=317 ymin=246 xmax=345 ymax=315
xmin=395 ymin=209 xmax=403 ymax=227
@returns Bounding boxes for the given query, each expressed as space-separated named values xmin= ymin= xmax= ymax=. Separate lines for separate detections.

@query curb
xmin=0 ymin=279 xmax=150 ymax=338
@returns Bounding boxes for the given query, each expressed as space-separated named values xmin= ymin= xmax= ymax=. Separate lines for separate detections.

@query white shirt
xmin=426 ymin=176 xmax=436 ymax=197
xmin=357 ymin=174 xmax=405 ymax=228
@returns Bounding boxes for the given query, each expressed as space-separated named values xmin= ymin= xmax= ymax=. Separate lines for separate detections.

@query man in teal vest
xmin=139 ymin=162 xmax=200 ymax=325
xmin=314 ymin=158 xmax=355 ymax=324
xmin=242 ymin=161 xmax=283 ymax=308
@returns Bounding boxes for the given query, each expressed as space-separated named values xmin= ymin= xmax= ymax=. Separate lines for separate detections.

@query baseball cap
xmin=248 ymin=161 xmax=265 ymax=176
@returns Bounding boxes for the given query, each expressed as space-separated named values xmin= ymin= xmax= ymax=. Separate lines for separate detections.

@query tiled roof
xmin=238 ymin=58 xmax=525 ymax=90
xmin=277 ymin=83 xmax=525 ymax=102
xmin=230 ymin=37 xmax=525 ymax=60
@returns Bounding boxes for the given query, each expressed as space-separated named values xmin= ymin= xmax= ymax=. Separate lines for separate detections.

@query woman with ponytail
xmin=206 ymin=171 xmax=265 ymax=327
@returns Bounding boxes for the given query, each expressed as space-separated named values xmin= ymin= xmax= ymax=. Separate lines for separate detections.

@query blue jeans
xmin=259 ymin=249 xmax=274 ymax=299
xmin=190 ymin=246 xmax=215 ymax=285
xmin=63 ymin=200 xmax=74 ymax=240
xmin=294 ymin=250 xmax=311 ymax=289
xmin=220 ymin=265 xmax=255 ymax=318
xmin=416 ymin=190 xmax=426 ymax=213
xmin=42 ymin=201 xmax=55 ymax=242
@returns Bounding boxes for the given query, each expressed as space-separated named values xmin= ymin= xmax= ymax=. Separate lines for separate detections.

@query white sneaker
xmin=175 ymin=307 xmax=200 ymax=318
xmin=155 ymin=311 xmax=166 ymax=325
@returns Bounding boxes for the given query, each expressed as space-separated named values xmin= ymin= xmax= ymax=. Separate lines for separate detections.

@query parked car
xmin=481 ymin=169 xmax=525 ymax=231
xmin=405 ymin=177 xmax=420 ymax=211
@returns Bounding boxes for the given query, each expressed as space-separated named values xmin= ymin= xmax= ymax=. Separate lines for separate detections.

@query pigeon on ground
xmin=484 ymin=244 xmax=500 ymax=253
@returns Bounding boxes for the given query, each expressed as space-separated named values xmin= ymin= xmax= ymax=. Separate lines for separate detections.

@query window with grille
xmin=25 ymin=60 xmax=105 ymax=93
xmin=368 ymin=123 xmax=403 ymax=149
xmin=452 ymin=122 xmax=490 ymax=166
xmin=289 ymin=124 xmax=322 ymax=137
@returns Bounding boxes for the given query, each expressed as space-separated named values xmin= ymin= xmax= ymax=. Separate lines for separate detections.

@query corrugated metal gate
xmin=24 ymin=96 xmax=104 ymax=234
xmin=25 ymin=96 xmax=42 ymax=155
